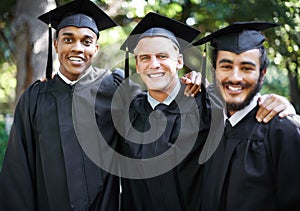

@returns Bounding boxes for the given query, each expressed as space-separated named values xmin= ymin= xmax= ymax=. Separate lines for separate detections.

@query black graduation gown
xmin=120 ymin=83 xmax=211 ymax=211
xmin=200 ymin=107 xmax=300 ymax=211
xmin=0 ymin=67 xmax=125 ymax=211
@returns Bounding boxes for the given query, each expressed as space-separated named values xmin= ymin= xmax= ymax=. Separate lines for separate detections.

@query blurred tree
xmin=13 ymin=0 xmax=56 ymax=102
xmin=0 ymin=0 xmax=299 ymax=113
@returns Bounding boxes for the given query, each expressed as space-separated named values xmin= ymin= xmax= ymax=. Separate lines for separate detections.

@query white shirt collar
xmin=147 ymin=80 xmax=181 ymax=109
xmin=57 ymin=68 xmax=91 ymax=85
xmin=226 ymin=93 xmax=261 ymax=127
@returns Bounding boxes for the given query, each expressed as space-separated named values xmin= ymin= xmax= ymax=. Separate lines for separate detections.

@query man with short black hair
xmin=193 ymin=22 xmax=300 ymax=211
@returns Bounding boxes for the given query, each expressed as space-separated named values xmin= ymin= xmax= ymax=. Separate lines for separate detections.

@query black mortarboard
xmin=120 ymin=12 xmax=201 ymax=78
xmin=192 ymin=21 xmax=278 ymax=53
xmin=38 ymin=0 xmax=118 ymax=80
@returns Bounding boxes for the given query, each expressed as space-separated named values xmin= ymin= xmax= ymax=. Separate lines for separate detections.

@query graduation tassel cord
xmin=46 ymin=23 xmax=53 ymax=80
xmin=201 ymin=44 xmax=207 ymax=112
xmin=201 ymin=44 xmax=207 ymax=88
xmin=118 ymin=176 xmax=122 ymax=211
xmin=125 ymin=47 xmax=129 ymax=79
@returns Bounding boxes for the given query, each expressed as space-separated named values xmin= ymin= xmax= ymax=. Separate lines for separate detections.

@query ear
xmin=95 ymin=43 xmax=99 ymax=53
xmin=54 ymin=39 xmax=58 ymax=53
xmin=92 ymin=43 xmax=99 ymax=58
xmin=135 ymin=56 xmax=141 ymax=74
xmin=176 ymin=54 xmax=184 ymax=70
xmin=260 ymin=68 xmax=267 ymax=84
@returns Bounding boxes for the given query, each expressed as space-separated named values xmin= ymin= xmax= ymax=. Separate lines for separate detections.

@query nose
xmin=71 ymin=41 xmax=84 ymax=53
xmin=149 ymin=55 xmax=160 ymax=69
xmin=228 ymin=66 xmax=243 ymax=82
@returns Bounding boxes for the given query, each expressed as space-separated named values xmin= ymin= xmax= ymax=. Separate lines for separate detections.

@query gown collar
xmin=147 ymin=80 xmax=181 ymax=109
xmin=226 ymin=93 xmax=261 ymax=127
xmin=57 ymin=66 xmax=92 ymax=85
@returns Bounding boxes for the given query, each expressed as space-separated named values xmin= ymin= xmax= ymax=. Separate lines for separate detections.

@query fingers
xmin=256 ymin=94 xmax=295 ymax=123
xmin=181 ymin=71 xmax=203 ymax=97
xmin=182 ymin=71 xmax=201 ymax=84
xmin=180 ymin=76 xmax=192 ymax=84
xmin=184 ymin=84 xmax=201 ymax=97
xmin=278 ymin=105 xmax=296 ymax=118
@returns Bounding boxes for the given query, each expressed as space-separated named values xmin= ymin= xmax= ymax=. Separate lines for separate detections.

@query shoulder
xmin=14 ymin=79 xmax=52 ymax=118
xmin=132 ymin=92 xmax=147 ymax=104
xmin=18 ymin=80 xmax=45 ymax=103
xmin=111 ymin=68 xmax=125 ymax=85
xmin=269 ymin=114 xmax=300 ymax=130
xmin=95 ymin=68 xmax=121 ymax=93
xmin=265 ymin=114 xmax=300 ymax=147
xmin=129 ymin=92 xmax=150 ymax=112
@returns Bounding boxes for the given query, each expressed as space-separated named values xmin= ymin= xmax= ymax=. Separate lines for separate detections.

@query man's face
xmin=135 ymin=36 xmax=183 ymax=98
xmin=215 ymin=49 xmax=266 ymax=115
xmin=54 ymin=26 xmax=99 ymax=81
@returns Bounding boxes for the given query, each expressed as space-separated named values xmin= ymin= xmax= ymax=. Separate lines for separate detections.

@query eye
xmin=63 ymin=37 xmax=73 ymax=43
xmin=139 ymin=55 xmax=150 ymax=62
xmin=219 ymin=64 xmax=232 ymax=70
xmin=241 ymin=65 xmax=255 ymax=71
xmin=157 ymin=54 xmax=168 ymax=60
xmin=83 ymin=39 xmax=93 ymax=46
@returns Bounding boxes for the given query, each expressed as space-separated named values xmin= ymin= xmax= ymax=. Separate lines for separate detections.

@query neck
xmin=148 ymin=90 xmax=169 ymax=102
xmin=227 ymin=110 xmax=236 ymax=116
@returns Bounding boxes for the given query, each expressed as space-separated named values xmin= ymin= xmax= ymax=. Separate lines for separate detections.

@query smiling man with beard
xmin=193 ymin=22 xmax=300 ymax=211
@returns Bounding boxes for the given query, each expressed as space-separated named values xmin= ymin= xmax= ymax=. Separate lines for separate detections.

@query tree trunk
xmin=13 ymin=0 xmax=56 ymax=105
xmin=287 ymin=62 xmax=300 ymax=114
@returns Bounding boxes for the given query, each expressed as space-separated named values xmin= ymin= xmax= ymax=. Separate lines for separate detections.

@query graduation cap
xmin=120 ymin=12 xmax=201 ymax=79
xmin=192 ymin=21 xmax=278 ymax=53
xmin=38 ymin=0 xmax=118 ymax=80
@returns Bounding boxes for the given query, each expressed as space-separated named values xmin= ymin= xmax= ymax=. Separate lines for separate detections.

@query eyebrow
xmin=218 ymin=59 xmax=256 ymax=67
xmin=218 ymin=58 xmax=233 ymax=64
xmin=62 ymin=32 xmax=74 ymax=37
xmin=62 ymin=32 xmax=94 ymax=39
xmin=137 ymin=51 xmax=169 ymax=55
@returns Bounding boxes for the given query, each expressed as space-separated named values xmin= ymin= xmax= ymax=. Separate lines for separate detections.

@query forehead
xmin=135 ymin=36 xmax=178 ymax=54
xmin=58 ymin=26 xmax=97 ymax=39
xmin=217 ymin=49 xmax=260 ymax=62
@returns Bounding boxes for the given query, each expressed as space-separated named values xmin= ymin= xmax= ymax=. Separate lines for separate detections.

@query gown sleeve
xmin=267 ymin=115 xmax=300 ymax=210
xmin=0 ymin=81 xmax=42 ymax=211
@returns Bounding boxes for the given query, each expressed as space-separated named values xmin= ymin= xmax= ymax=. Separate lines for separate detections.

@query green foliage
xmin=0 ymin=62 xmax=16 ymax=114
xmin=0 ymin=120 xmax=8 ymax=170
xmin=261 ymin=65 xmax=290 ymax=98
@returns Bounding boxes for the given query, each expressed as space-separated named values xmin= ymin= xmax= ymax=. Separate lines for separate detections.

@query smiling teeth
xmin=149 ymin=73 xmax=164 ymax=78
xmin=69 ymin=57 xmax=83 ymax=62
xmin=228 ymin=86 xmax=242 ymax=91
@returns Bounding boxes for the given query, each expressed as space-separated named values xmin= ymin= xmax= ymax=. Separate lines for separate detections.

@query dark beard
xmin=226 ymin=76 xmax=263 ymax=112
